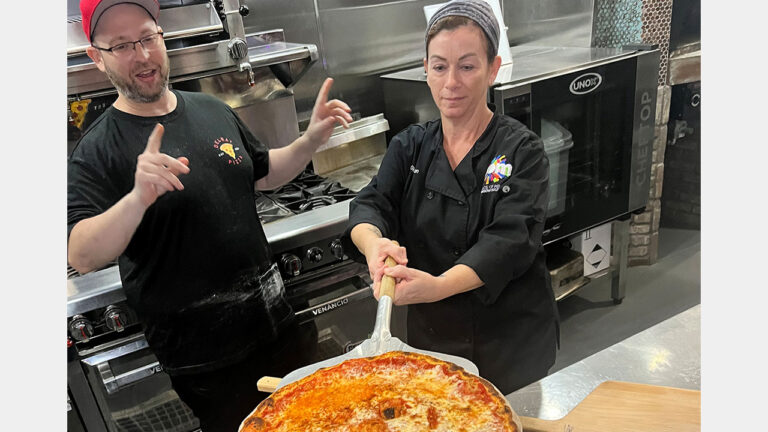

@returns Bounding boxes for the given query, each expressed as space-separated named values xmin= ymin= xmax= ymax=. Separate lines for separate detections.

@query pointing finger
xmin=313 ymin=77 xmax=334 ymax=109
xmin=145 ymin=123 xmax=164 ymax=154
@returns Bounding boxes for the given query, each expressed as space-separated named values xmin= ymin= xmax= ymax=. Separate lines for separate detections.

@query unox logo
xmin=570 ymin=72 xmax=602 ymax=95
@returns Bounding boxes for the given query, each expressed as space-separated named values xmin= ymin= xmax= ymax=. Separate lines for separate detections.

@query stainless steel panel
xmin=243 ymin=0 xmax=442 ymax=123
xmin=67 ymin=3 xmax=225 ymax=57
xmin=505 ymin=304 xmax=700 ymax=418
xmin=67 ymin=35 xmax=317 ymax=99
xmin=262 ymin=200 xmax=351 ymax=255
xmin=173 ymin=64 xmax=301 ymax=148
xmin=381 ymin=75 xmax=438 ymax=139
xmin=502 ymin=0 xmax=594 ymax=48
xmin=235 ymin=97 xmax=300 ymax=149
xmin=316 ymin=0 xmax=433 ymax=76
xmin=628 ymin=50 xmax=660 ymax=212
xmin=69 ymin=353 xmax=109 ymax=431
xmin=316 ymin=114 xmax=389 ymax=152
xmin=239 ymin=0 xmax=597 ymax=122
xmin=383 ymin=46 xmax=634 ymax=86
xmin=67 ymin=267 xmax=125 ymax=318
xmin=242 ymin=0 xmax=326 ymax=119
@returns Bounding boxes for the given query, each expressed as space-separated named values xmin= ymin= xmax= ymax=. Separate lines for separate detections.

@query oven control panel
xmin=67 ymin=302 xmax=139 ymax=347
xmin=277 ymin=236 xmax=349 ymax=280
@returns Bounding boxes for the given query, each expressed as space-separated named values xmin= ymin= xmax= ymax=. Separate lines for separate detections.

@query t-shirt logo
xmin=213 ymin=137 xmax=244 ymax=165
xmin=484 ymin=155 xmax=512 ymax=185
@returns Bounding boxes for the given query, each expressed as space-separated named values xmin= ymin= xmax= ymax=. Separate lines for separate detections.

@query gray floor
xmin=551 ymin=227 xmax=701 ymax=373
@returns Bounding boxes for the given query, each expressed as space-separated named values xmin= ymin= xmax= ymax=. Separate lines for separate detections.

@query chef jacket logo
xmin=482 ymin=155 xmax=512 ymax=194
xmin=484 ymin=155 xmax=513 ymax=185
xmin=569 ymin=72 xmax=602 ymax=95
xmin=213 ymin=137 xmax=244 ymax=165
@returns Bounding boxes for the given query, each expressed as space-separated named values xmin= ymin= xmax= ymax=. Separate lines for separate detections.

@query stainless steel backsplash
xmin=68 ymin=0 xmax=595 ymax=131
xmin=242 ymin=0 xmax=595 ymax=128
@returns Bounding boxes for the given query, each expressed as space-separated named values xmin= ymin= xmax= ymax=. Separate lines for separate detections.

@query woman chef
xmin=344 ymin=0 xmax=559 ymax=394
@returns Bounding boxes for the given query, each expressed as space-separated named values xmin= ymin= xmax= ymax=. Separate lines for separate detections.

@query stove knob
xmin=306 ymin=247 xmax=324 ymax=263
xmin=104 ymin=305 xmax=127 ymax=333
xmin=330 ymin=240 xmax=344 ymax=260
xmin=227 ymin=38 xmax=248 ymax=60
xmin=68 ymin=315 xmax=94 ymax=342
xmin=280 ymin=254 xmax=302 ymax=277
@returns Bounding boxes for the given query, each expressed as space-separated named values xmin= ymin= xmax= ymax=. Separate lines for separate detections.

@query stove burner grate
xmin=256 ymin=170 xmax=357 ymax=222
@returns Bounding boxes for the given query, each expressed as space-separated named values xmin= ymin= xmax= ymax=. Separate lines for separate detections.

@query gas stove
xmin=255 ymin=170 xmax=357 ymax=224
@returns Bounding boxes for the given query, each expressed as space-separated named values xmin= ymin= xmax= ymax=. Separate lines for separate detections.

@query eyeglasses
xmin=91 ymin=32 xmax=164 ymax=58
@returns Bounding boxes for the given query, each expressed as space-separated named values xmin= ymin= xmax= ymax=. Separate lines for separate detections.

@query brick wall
xmin=627 ymin=0 xmax=674 ymax=266
xmin=628 ymin=86 xmax=670 ymax=265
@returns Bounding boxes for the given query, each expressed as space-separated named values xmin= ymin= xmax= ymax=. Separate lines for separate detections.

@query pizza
xmin=240 ymin=351 xmax=520 ymax=432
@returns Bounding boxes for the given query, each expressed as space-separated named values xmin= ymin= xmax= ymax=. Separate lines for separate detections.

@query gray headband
xmin=425 ymin=0 xmax=500 ymax=56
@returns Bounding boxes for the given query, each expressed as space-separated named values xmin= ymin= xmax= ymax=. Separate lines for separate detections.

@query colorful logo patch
xmin=484 ymin=155 xmax=513 ymax=185
xmin=213 ymin=137 xmax=244 ymax=165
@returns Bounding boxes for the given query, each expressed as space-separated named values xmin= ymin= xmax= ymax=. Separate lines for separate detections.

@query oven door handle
xmin=294 ymin=284 xmax=373 ymax=323
xmin=97 ymin=360 xmax=164 ymax=395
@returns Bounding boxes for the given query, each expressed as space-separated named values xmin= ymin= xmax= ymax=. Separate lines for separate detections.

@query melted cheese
xmin=243 ymin=352 xmax=515 ymax=432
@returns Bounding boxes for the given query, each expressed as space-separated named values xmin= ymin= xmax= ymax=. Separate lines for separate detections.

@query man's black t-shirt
xmin=67 ymin=90 xmax=293 ymax=374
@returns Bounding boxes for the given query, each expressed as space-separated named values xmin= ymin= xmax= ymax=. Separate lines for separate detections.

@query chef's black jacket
xmin=345 ymin=112 xmax=560 ymax=394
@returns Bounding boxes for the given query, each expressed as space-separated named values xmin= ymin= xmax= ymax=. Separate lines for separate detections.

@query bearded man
xmin=67 ymin=1 xmax=353 ymax=430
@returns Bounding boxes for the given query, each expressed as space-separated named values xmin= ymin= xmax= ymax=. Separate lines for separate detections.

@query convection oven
xmin=381 ymin=45 xmax=660 ymax=245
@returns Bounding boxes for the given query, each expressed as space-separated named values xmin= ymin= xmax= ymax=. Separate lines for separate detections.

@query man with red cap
xmin=68 ymin=1 xmax=353 ymax=430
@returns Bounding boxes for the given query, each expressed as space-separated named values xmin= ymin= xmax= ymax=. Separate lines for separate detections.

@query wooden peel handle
xmin=257 ymin=376 xmax=281 ymax=393
xmin=379 ymin=240 xmax=400 ymax=299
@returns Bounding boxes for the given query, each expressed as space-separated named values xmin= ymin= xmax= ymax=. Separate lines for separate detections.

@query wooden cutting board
xmin=518 ymin=381 xmax=700 ymax=432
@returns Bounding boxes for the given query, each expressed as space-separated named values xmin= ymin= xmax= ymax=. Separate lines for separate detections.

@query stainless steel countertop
xmin=504 ymin=304 xmax=701 ymax=420
xmin=382 ymin=45 xmax=637 ymax=86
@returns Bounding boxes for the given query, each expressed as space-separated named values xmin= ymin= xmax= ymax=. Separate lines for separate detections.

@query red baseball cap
xmin=80 ymin=0 xmax=160 ymax=42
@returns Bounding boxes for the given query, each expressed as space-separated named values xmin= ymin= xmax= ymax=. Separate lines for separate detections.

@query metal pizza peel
xmin=262 ymin=242 xmax=479 ymax=392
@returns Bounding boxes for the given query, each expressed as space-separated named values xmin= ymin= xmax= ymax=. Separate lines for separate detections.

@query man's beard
xmin=105 ymin=54 xmax=170 ymax=103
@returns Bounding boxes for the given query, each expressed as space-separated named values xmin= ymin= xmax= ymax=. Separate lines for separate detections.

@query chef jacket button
xmin=502 ymin=185 xmax=510 ymax=193
xmin=457 ymin=200 xmax=464 ymax=206
xmin=426 ymin=191 xmax=434 ymax=199
xmin=453 ymin=249 xmax=461 ymax=257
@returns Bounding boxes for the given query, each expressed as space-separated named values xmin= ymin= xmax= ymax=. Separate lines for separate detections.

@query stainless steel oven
xmin=77 ymin=333 xmax=200 ymax=432
xmin=381 ymin=45 xmax=660 ymax=245
xmin=67 ymin=275 xmax=202 ymax=432
xmin=285 ymin=256 xmax=407 ymax=363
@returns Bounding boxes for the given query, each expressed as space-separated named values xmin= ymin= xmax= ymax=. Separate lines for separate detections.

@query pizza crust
xmin=240 ymin=351 xmax=521 ymax=432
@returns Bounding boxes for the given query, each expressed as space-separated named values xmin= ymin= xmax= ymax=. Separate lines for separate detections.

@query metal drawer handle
xmin=98 ymin=361 xmax=164 ymax=395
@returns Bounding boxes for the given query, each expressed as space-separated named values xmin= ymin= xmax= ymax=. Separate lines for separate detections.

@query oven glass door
xmin=80 ymin=334 xmax=200 ymax=432
xmin=529 ymin=59 xmax=637 ymax=244
xmin=286 ymin=261 xmax=407 ymax=364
